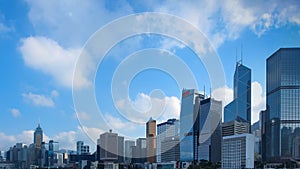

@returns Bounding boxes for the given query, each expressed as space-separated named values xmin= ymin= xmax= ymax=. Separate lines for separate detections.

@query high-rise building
xmin=224 ymin=62 xmax=251 ymax=128
xmin=222 ymin=133 xmax=254 ymax=169
xmin=125 ymin=140 xmax=135 ymax=164
xmin=198 ymin=98 xmax=222 ymax=163
xmin=118 ymin=136 xmax=124 ymax=163
xmin=180 ymin=89 xmax=204 ymax=162
xmin=34 ymin=124 xmax=43 ymax=149
xmin=263 ymin=48 xmax=300 ymax=162
xmin=157 ymin=119 xmax=180 ymax=162
xmin=98 ymin=129 xmax=118 ymax=162
xmin=76 ymin=141 xmax=90 ymax=155
xmin=132 ymin=138 xmax=147 ymax=163
xmin=161 ymin=136 xmax=180 ymax=162
xmin=146 ymin=118 xmax=156 ymax=163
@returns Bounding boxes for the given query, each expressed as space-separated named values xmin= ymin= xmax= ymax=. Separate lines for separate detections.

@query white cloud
xmin=10 ymin=108 xmax=21 ymax=117
xmin=115 ymin=93 xmax=180 ymax=124
xmin=25 ymin=0 xmax=133 ymax=46
xmin=104 ymin=113 xmax=136 ymax=131
xmin=20 ymin=36 xmax=82 ymax=88
xmin=251 ymin=81 xmax=266 ymax=123
xmin=22 ymin=91 xmax=55 ymax=107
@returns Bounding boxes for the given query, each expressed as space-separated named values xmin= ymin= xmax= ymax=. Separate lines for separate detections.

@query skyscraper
xmin=132 ymin=138 xmax=147 ymax=163
xmin=146 ymin=118 xmax=156 ymax=163
xmin=224 ymin=62 xmax=251 ymax=127
xmin=98 ymin=129 xmax=118 ymax=162
xmin=263 ymin=48 xmax=300 ymax=162
xmin=117 ymin=136 xmax=124 ymax=163
xmin=180 ymin=89 xmax=204 ymax=162
xmin=34 ymin=124 xmax=43 ymax=149
xmin=198 ymin=98 xmax=222 ymax=163
xmin=157 ymin=119 xmax=180 ymax=162
xmin=125 ymin=140 xmax=135 ymax=164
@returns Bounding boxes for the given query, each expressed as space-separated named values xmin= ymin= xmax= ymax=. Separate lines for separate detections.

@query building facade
xmin=263 ymin=48 xmax=300 ymax=162
xmin=124 ymin=140 xmax=135 ymax=164
xmin=198 ymin=98 xmax=222 ymax=163
xmin=132 ymin=138 xmax=147 ymax=163
xmin=34 ymin=124 xmax=43 ymax=149
xmin=98 ymin=129 xmax=118 ymax=162
xmin=222 ymin=133 xmax=254 ymax=169
xmin=76 ymin=141 xmax=90 ymax=155
xmin=222 ymin=120 xmax=250 ymax=137
xmin=180 ymin=89 xmax=204 ymax=162
xmin=146 ymin=118 xmax=156 ymax=163
xmin=224 ymin=62 xmax=251 ymax=129
xmin=157 ymin=118 xmax=180 ymax=162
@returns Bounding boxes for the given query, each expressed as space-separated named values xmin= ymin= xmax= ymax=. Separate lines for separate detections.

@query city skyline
xmin=1 ymin=1 xmax=300 ymax=153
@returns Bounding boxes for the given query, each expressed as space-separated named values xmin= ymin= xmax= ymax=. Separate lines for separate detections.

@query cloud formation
xmin=22 ymin=90 xmax=58 ymax=107
xmin=10 ymin=108 xmax=21 ymax=117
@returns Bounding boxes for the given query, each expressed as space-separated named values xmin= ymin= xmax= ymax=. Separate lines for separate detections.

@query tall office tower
xmin=224 ymin=62 xmax=251 ymax=129
xmin=180 ymin=89 xmax=204 ymax=162
xmin=34 ymin=123 xmax=43 ymax=149
xmin=132 ymin=138 xmax=147 ymax=163
xmin=222 ymin=120 xmax=250 ymax=137
xmin=117 ymin=136 xmax=124 ymax=163
xmin=157 ymin=119 xmax=180 ymax=162
xmin=222 ymin=133 xmax=254 ymax=169
xmin=125 ymin=140 xmax=135 ymax=164
xmin=263 ymin=48 xmax=300 ymax=162
xmin=198 ymin=98 xmax=222 ymax=163
xmin=76 ymin=141 xmax=90 ymax=155
xmin=98 ymin=129 xmax=118 ymax=162
xmin=146 ymin=118 xmax=156 ymax=163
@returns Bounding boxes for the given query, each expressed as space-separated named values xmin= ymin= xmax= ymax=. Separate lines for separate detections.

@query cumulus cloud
xmin=251 ymin=81 xmax=266 ymax=123
xmin=22 ymin=92 xmax=55 ymax=107
xmin=115 ymin=93 xmax=180 ymax=124
xmin=19 ymin=36 xmax=82 ymax=88
xmin=10 ymin=108 xmax=21 ymax=117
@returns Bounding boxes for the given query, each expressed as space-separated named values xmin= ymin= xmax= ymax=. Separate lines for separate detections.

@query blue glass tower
xmin=180 ymin=89 xmax=204 ymax=162
xmin=198 ymin=98 xmax=222 ymax=163
xmin=224 ymin=62 xmax=251 ymax=127
xmin=263 ymin=48 xmax=300 ymax=162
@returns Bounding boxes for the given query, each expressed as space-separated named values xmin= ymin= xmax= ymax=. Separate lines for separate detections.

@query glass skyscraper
xmin=263 ymin=48 xmax=300 ymax=162
xmin=198 ymin=98 xmax=222 ymax=163
xmin=224 ymin=62 xmax=251 ymax=126
xmin=180 ymin=89 xmax=204 ymax=162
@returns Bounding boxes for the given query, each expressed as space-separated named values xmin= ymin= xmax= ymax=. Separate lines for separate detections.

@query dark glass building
xmin=224 ymin=62 xmax=251 ymax=127
xmin=198 ymin=98 xmax=222 ymax=163
xmin=264 ymin=48 xmax=300 ymax=162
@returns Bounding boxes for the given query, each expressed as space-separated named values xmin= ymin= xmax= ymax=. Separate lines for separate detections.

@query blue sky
xmin=0 ymin=0 xmax=300 ymax=152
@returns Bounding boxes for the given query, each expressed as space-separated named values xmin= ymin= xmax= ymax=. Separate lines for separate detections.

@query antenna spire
xmin=241 ymin=44 xmax=243 ymax=64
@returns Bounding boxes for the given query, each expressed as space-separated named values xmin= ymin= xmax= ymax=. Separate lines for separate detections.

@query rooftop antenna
xmin=204 ymin=85 xmax=206 ymax=98
xmin=236 ymin=47 xmax=238 ymax=63
xmin=241 ymin=44 xmax=243 ymax=64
